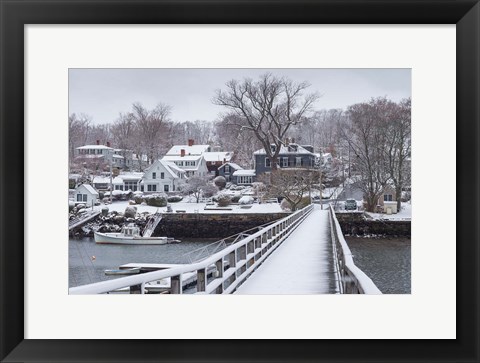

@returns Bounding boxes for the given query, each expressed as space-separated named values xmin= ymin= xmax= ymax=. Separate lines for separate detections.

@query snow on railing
xmin=328 ymin=204 xmax=382 ymax=294
xmin=69 ymin=204 xmax=314 ymax=295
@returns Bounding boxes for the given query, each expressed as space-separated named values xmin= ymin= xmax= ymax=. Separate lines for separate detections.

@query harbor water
xmin=345 ymin=237 xmax=411 ymax=294
xmin=69 ymin=237 xmax=217 ymax=288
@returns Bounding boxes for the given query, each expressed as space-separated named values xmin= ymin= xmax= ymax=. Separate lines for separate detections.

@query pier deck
xmin=235 ymin=206 xmax=339 ymax=294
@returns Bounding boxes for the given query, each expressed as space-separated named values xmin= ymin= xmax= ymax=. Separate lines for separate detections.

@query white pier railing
xmin=328 ymin=204 xmax=382 ymax=294
xmin=69 ymin=204 xmax=313 ymax=295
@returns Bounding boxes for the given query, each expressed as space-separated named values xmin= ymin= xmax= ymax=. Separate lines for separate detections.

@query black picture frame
xmin=1 ymin=1 xmax=478 ymax=362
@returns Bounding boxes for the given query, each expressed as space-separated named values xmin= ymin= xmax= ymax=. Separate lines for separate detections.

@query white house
xmin=142 ymin=159 xmax=186 ymax=193
xmin=74 ymin=184 xmax=99 ymax=205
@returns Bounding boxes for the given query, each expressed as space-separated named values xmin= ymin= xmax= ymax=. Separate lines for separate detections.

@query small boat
xmin=94 ymin=224 xmax=180 ymax=245
xmin=104 ymin=267 xmax=141 ymax=276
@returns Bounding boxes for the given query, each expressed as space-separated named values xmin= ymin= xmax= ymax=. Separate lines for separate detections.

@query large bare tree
xmin=213 ymin=73 xmax=319 ymax=170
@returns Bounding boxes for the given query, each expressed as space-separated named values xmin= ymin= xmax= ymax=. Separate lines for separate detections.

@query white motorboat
xmin=94 ymin=224 xmax=180 ymax=245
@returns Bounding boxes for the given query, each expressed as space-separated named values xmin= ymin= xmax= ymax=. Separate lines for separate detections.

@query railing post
xmin=215 ymin=258 xmax=224 ymax=294
xmin=129 ymin=284 xmax=142 ymax=294
xmin=197 ymin=268 xmax=206 ymax=292
xmin=171 ymin=275 xmax=182 ymax=294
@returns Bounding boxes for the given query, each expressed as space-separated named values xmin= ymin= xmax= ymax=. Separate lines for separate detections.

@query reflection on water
xmin=69 ymin=237 xmax=216 ymax=288
xmin=345 ymin=237 xmax=411 ymax=294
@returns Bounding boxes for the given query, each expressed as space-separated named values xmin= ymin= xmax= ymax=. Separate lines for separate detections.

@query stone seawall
xmin=154 ymin=213 xmax=289 ymax=239
xmin=335 ymin=212 xmax=411 ymax=237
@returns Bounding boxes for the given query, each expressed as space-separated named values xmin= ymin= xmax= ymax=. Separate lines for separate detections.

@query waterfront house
xmin=253 ymin=143 xmax=317 ymax=177
xmin=376 ymin=185 xmax=398 ymax=214
xmin=162 ymin=139 xmax=209 ymax=178
xmin=232 ymin=169 xmax=256 ymax=185
xmin=74 ymin=184 xmax=99 ymax=206
xmin=142 ymin=159 xmax=186 ymax=193
xmin=218 ymin=162 xmax=243 ymax=183
xmin=203 ymin=151 xmax=234 ymax=175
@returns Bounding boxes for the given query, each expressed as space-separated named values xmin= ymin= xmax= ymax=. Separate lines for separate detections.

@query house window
xmin=83 ymin=194 xmax=87 ymax=202
xmin=161 ymin=172 xmax=165 ymax=179
xmin=124 ymin=181 xmax=137 ymax=191
xmin=224 ymin=165 xmax=230 ymax=173
xmin=282 ymin=157 xmax=288 ymax=167
xmin=265 ymin=158 xmax=271 ymax=167
xmin=152 ymin=172 xmax=156 ymax=179
xmin=147 ymin=185 xmax=157 ymax=192
xmin=296 ymin=157 xmax=302 ymax=167
xmin=384 ymin=194 xmax=393 ymax=202
xmin=164 ymin=185 xmax=169 ymax=192
xmin=77 ymin=194 xmax=82 ymax=202
xmin=238 ymin=176 xmax=253 ymax=184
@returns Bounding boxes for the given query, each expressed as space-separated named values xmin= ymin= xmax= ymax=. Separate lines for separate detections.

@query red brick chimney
xmin=188 ymin=139 xmax=194 ymax=147
xmin=180 ymin=149 xmax=185 ymax=157
xmin=96 ymin=140 xmax=100 ymax=145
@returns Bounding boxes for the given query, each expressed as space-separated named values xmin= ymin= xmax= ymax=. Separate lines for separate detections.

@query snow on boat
xmin=94 ymin=224 xmax=180 ymax=245
xmin=104 ymin=267 xmax=141 ymax=275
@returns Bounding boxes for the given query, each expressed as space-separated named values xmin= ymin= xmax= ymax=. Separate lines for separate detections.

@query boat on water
xmin=94 ymin=224 xmax=180 ymax=245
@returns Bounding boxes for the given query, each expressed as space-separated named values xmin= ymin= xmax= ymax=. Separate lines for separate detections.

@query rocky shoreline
xmin=69 ymin=204 xmax=154 ymax=238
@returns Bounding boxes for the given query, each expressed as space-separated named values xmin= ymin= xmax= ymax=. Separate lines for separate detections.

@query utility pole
xmin=109 ymin=149 xmax=113 ymax=203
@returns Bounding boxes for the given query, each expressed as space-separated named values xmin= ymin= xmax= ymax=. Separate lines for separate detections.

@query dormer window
xmin=270 ymin=144 xmax=276 ymax=153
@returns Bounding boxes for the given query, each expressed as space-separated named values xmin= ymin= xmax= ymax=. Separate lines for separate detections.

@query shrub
xmin=145 ymin=193 xmax=168 ymax=207
xmin=217 ymin=193 xmax=232 ymax=207
xmin=213 ymin=176 xmax=227 ymax=190
xmin=167 ymin=195 xmax=183 ymax=203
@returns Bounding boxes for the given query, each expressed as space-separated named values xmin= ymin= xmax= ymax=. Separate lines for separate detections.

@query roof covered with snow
xmin=77 ymin=184 xmax=99 ymax=195
xmin=253 ymin=143 xmax=314 ymax=155
xmin=233 ymin=169 xmax=256 ymax=176
xmin=203 ymin=151 xmax=233 ymax=162
xmin=162 ymin=155 xmax=203 ymax=162
xmin=76 ymin=145 xmax=114 ymax=150
xmin=219 ymin=162 xmax=243 ymax=171
xmin=166 ymin=144 xmax=210 ymax=156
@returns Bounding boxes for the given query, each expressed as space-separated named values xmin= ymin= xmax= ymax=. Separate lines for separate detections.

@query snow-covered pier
xmin=69 ymin=204 xmax=381 ymax=295
xmin=235 ymin=206 xmax=338 ymax=294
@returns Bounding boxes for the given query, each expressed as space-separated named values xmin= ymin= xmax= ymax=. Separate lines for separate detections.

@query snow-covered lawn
xmin=365 ymin=202 xmax=412 ymax=221
xmin=93 ymin=200 xmax=285 ymax=215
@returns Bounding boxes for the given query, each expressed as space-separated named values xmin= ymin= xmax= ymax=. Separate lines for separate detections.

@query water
xmin=69 ymin=237 xmax=217 ymax=287
xmin=345 ymin=237 xmax=411 ymax=294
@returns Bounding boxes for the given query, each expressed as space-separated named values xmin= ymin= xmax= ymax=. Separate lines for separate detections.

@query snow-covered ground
xmin=365 ymin=202 xmax=412 ymax=221
xmin=93 ymin=200 xmax=285 ymax=215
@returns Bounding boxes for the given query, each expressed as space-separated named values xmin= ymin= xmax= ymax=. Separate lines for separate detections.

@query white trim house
xmin=142 ymin=159 xmax=186 ymax=193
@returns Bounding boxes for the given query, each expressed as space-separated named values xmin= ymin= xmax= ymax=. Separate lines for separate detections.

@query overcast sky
xmin=69 ymin=68 xmax=411 ymax=125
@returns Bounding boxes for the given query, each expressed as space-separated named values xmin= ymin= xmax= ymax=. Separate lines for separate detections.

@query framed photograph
xmin=1 ymin=1 xmax=478 ymax=362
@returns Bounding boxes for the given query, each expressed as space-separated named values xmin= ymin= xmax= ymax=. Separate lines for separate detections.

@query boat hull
xmin=94 ymin=232 xmax=178 ymax=245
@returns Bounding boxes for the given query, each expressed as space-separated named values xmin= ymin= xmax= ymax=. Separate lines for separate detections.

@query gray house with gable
xmin=253 ymin=143 xmax=317 ymax=176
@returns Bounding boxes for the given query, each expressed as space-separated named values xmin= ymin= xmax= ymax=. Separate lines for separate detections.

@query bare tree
xmin=68 ymin=113 xmax=91 ymax=164
xmin=213 ymin=73 xmax=319 ymax=170
xmin=260 ymin=169 xmax=320 ymax=211
xmin=131 ymin=102 xmax=171 ymax=166
xmin=215 ymin=113 xmax=263 ymax=168
xmin=180 ymin=176 xmax=217 ymax=203
xmin=382 ymin=98 xmax=411 ymax=211
xmin=341 ymin=98 xmax=393 ymax=212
